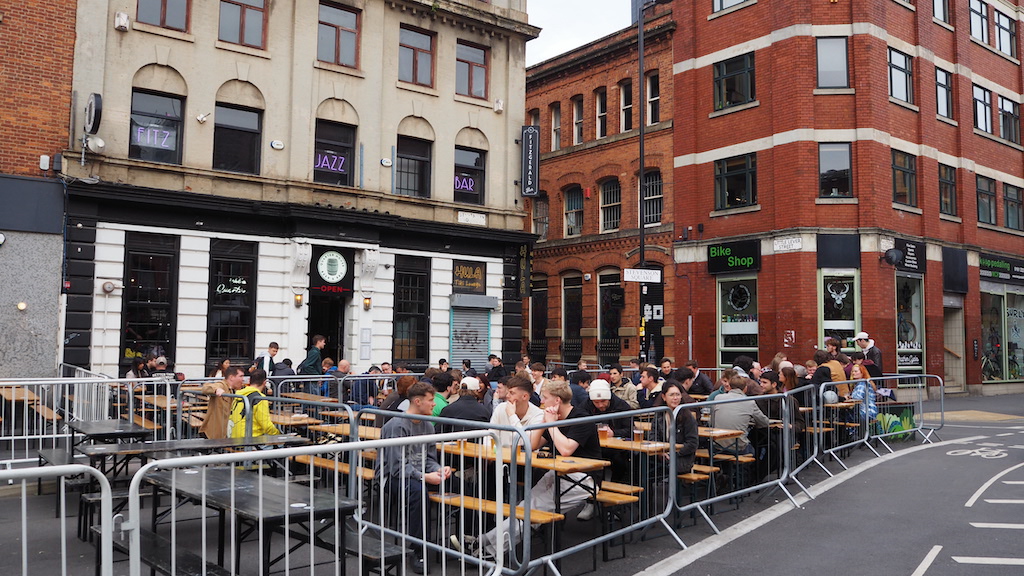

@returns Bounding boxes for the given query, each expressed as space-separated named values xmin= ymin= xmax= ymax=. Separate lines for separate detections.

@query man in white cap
xmin=438 ymin=376 xmax=491 ymax=426
xmin=855 ymin=331 xmax=883 ymax=369
xmin=582 ymin=379 xmax=632 ymax=437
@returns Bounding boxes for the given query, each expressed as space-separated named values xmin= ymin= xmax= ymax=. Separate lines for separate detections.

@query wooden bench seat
xmin=345 ymin=530 xmax=405 ymax=575
xmin=92 ymin=526 xmax=231 ymax=576
xmin=677 ymin=472 xmax=711 ymax=484
xmin=690 ymin=463 xmax=720 ymax=474
xmin=600 ymin=481 xmax=644 ymax=495
xmin=32 ymin=405 xmax=63 ymax=421
xmin=428 ymin=493 xmax=564 ymax=524
xmin=291 ymin=454 xmax=375 ymax=482
xmin=694 ymin=449 xmax=755 ymax=463
xmin=592 ymin=490 xmax=639 ymax=507
xmin=124 ymin=413 xmax=161 ymax=430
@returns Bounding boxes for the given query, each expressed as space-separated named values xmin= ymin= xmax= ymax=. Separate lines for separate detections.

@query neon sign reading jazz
xmin=315 ymin=152 xmax=347 ymax=174
xmin=133 ymin=125 xmax=177 ymax=149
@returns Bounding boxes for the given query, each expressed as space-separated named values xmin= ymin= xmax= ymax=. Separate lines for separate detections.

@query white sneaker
xmin=576 ymin=502 xmax=597 ymax=521
xmin=450 ymin=534 xmax=477 ymax=553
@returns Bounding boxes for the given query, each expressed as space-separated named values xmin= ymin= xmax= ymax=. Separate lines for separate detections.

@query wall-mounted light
xmin=196 ymin=113 xmax=211 ymax=124
xmin=294 ymin=293 xmax=304 ymax=308
xmin=363 ymin=297 xmax=372 ymax=311
xmin=17 ymin=302 xmax=28 ymax=311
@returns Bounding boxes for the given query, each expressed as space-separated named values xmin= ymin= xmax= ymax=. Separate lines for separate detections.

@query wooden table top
xmin=599 ymin=436 xmax=672 ymax=454
xmin=0 ymin=386 xmax=40 ymax=402
xmin=270 ymin=413 xmax=323 ymax=426
xmin=438 ymin=441 xmax=610 ymax=474
xmin=698 ymin=427 xmax=745 ymax=440
xmin=318 ymin=410 xmax=377 ymax=422
xmin=280 ymin=392 xmax=339 ymax=403
xmin=134 ymin=394 xmax=178 ymax=410
xmin=307 ymin=423 xmax=381 ymax=440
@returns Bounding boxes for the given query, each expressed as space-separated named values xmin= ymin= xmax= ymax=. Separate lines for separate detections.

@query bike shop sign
xmin=894 ymin=238 xmax=926 ymax=273
xmin=980 ymin=253 xmax=1024 ymax=285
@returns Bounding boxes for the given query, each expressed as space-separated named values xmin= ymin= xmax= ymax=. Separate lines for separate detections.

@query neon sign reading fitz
xmin=133 ymin=126 xmax=176 ymax=149
xmin=315 ymin=152 xmax=347 ymax=174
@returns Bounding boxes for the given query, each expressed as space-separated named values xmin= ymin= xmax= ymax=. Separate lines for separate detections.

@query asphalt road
xmin=631 ymin=394 xmax=1024 ymax=576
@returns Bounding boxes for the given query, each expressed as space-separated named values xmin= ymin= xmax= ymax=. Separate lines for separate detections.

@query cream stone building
xmin=61 ymin=0 xmax=539 ymax=377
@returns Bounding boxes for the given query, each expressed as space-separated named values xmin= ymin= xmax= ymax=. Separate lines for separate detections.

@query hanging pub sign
xmin=520 ymin=126 xmax=540 ymax=197
xmin=453 ymin=260 xmax=486 ymax=295
xmin=310 ymin=246 xmax=355 ymax=296
xmin=707 ymin=240 xmax=760 ymax=274
xmin=515 ymin=244 xmax=531 ymax=299
xmin=980 ymin=253 xmax=1024 ymax=285
xmin=894 ymin=238 xmax=926 ymax=273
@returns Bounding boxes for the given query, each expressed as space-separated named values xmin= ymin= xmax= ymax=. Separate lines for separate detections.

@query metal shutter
xmin=450 ymin=308 xmax=491 ymax=373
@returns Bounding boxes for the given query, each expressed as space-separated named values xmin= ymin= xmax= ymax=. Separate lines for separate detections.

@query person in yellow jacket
xmin=229 ymin=369 xmax=280 ymax=438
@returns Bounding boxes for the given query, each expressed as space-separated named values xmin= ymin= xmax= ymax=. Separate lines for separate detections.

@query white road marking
xmin=952 ymin=556 xmax=1024 ymax=566
xmin=996 ymin=433 xmax=1015 ymax=437
xmin=910 ymin=545 xmax=943 ymax=576
xmin=970 ymin=522 xmax=1024 ymax=529
xmin=984 ymin=499 xmax=1024 ymax=504
xmin=632 ymin=435 xmax=989 ymax=576
xmin=977 ymin=442 xmax=1004 ymax=446
xmin=1004 ymin=481 xmax=1024 ymax=485
xmin=1009 ymin=445 xmax=1024 ymax=450
xmin=965 ymin=462 xmax=1024 ymax=507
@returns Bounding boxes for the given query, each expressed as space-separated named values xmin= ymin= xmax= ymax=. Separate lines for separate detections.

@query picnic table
xmin=308 ymin=423 xmax=381 ymax=440
xmin=280 ymin=392 xmax=339 ymax=403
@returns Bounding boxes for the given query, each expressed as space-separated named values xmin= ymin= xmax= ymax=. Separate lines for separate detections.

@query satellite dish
xmin=85 ymin=93 xmax=103 ymax=135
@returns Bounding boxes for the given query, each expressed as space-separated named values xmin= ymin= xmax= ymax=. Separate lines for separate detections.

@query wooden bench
xmin=291 ymin=454 xmax=376 ymax=482
xmin=345 ymin=530 xmax=406 ymax=576
xmin=428 ymin=493 xmax=564 ymax=524
xmin=92 ymin=526 xmax=231 ymax=576
xmin=694 ymin=449 xmax=756 ymax=463
xmin=600 ymin=481 xmax=643 ymax=495
xmin=124 ymin=413 xmax=162 ymax=430
xmin=31 ymin=404 xmax=63 ymax=422
xmin=78 ymin=487 xmax=153 ymax=541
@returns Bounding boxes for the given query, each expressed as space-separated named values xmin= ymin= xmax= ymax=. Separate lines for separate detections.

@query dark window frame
xmin=714 ymin=153 xmax=758 ymax=210
xmin=393 ymin=255 xmax=431 ymax=366
xmin=137 ymin=0 xmax=189 ymax=32
xmin=816 ymin=37 xmax=848 ymax=89
xmin=888 ymin=47 xmax=913 ymax=104
xmin=317 ymin=2 xmax=360 ymax=68
xmin=974 ymin=85 xmax=993 ymax=133
xmin=936 ymin=68 xmax=954 ymax=119
xmin=1005 ymin=184 xmax=1023 ymax=230
xmin=205 ymin=239 xmax=258 ymax=368
xmin=891 ymin=150 xmax=917 ymax=207
xmin=313 ymin=119 xmax=356 ymax=187
xmin=212 ymin=103 xmax=262 ymax=175
xmin=532 ymin=196 xmax=549 ymax=240
xmin=454 ymin=146 xmax=485 ymax=205
xmin=121 ymin=232 xmax=179 ymax=365
xmin=933 ymin=0 xmax=949 ymax=24
xmin=970 ymin=0 xmax=989 ymax=43
xmin=714 ymin=53 xmax=756 ymax=111
xmin=999 ymin=96 xmax=1020 ymax=144
xmin=395 ymin=135 xmax=432 ymax=198
xmin=996 ymin=11 xmax=1017 ymax=57
xmin=977 ymin=175 xmax=997 ymax=224
xmin=129 ymin=89 xmax=184 ymax=165
xmin=939 ymin=163 xmax=957 ymax=216
xmin=647 ymin=73 xmax=661 ymax=124
xmin=218 ymin=0 xmax=266 ymax=49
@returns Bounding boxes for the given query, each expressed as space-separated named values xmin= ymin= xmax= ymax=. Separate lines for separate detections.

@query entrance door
xmin=308 ymin=295 xmax=347 ymax=365
xmin=943 ymin=307 xmax=966 ymax=393
xmin=640 ymin=280 xmax=664 ymax=364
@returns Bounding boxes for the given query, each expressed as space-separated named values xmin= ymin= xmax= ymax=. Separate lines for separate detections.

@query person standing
xmin=251 ymin=341 xmax=279 ymax=374
xmin=200 ymin=366 xmax=244 ymax=439
xmin=855 ymin=331 xmax=883 ymax=370
xmin=378 ymin=382 xmax=453 ymax=574
xmin=298 ymin=335 xmax=326 ymax=376
xmin=228 ymin=369 xmax=280 ymax=438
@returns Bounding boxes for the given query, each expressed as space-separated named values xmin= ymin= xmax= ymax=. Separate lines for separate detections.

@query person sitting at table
xmin=430 ymin=371 xmax=459 ymax=418
xmin=710 ymin=375 xmax=769 ymax=456
xmin=846 ymin=364 xmax=879 ymax=421
xmin=439 ymin=377 xmax=491 ymax=430
xmin=378 ymin=382 xmax=453 ymax=574
xmin=208 ymin=358 xmax=230 ymax=379
xmin=229 ymin=369 xmax=280 ymax=438
xmin=350 ymin=365 xmax=381 ymax=409
xmin=568 ymin=369 xmax=591 ymax=408
xmin=582 ymin=380 xmax=632 ymax=438
xmin=490 ymin=374 xmax=545 ymax=447
xmin=200 ymin=366 xmax=245 ymax=439
xmin=754 ymin=370 xmax=804 ymax=478
xmin=377 ymin=374 xmax=417 ymax=427
xmin=649 ymin=380 xmax=700 ymax=475
xmin=455 ymin=379 xmax=601 ymax=560
xmin=636 ymin=366 xmax=663 ymax=408
xmin=706 ymin=369 xmax=737 ymax=402
xmin=607 ymin=364 xmax=640 ymax=409
xmin=684 ymin=360 xmax=715 ymax=395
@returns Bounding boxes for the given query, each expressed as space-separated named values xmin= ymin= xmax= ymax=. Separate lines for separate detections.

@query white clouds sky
xmin=525 ymin=1 xmax=633 ymax=66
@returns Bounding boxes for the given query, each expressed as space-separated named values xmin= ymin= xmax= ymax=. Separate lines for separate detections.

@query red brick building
xmin=524 ymin=7 xmax=675 ymax=368
xmin=527 ymin=1 xmax=1024 ymax=395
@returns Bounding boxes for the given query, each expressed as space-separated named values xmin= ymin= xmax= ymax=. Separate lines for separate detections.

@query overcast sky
xmin=525 ymin=1 xmax=633 ymax=66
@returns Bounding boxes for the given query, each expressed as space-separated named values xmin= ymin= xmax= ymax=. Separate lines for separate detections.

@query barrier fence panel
xmin=0 ymin=464 xmax=114 ymax=576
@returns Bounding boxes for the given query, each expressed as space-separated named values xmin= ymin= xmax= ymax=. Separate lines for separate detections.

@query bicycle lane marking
xmin=910 ymin=545 xmax=943 ymax=576
xmin=633 ymin=434 xmax=989 ymax=576
xmin=964 ymin=461 xmax=1024 ymax=507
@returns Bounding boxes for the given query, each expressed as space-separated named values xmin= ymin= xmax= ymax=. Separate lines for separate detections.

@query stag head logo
xmin=827 ymin=282 xmax=850 ymax=309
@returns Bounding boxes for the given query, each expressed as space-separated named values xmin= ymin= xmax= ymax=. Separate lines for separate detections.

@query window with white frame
xmin=933 ymin=0 xmax=949 ymax=24
xmin=996 ymin=11 xmax=1016 ymax=57
xmin=888 ymin=48 xmax=913 ymax=104
xmin=970 ymin=0 xmax=989 ymax=43
xmin=564 ymin=186 xmax=583 ymax=237
xmin=642 ymin=170 xmax=663 ymax=225
xmin=532 ymin=196 xmax=549 ymax=240
xmin=647 ymin=73 xmax=660 ymax=124
xmin=600 ymin=179 xmax=621 ymax=232
xmin=974 ymin=85 xmax=992 ymax=133
xmin=999 ymin=96 xmax=1020 ymax=144
xmin=821 ymin=271 xmax=858 ymax=347
xmin=572 ymin=96 xmax=584 ymax=145
xmin=816 ymin=37 xmax=848 ymax=88
xmin=936 ymin=68 xmax=953 ymax=119
xmin=550 ymin=103 xmax=561 ymax=151
xmin=620 ymin=80 xmax=633 ymax=132
xmin=595 ymin=89 xmax=608 ymax=138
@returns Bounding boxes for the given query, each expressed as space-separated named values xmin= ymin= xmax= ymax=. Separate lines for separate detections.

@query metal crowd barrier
xmin=0 ymin=463 xmax=114 ymax=576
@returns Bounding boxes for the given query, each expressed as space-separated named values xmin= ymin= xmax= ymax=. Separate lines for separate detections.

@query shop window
xmin=456 ymin=41 xmax=487 ymax=99
xmin=213 ymin=103 xmax=261 ymax=175
xmin=981 ymin=292 xmax=1004 ymax=381
xmin=393 ymin=255 xmax=430 ymax=365
xmin=819 ymin=143 xmax=851 ymax=197
xmin=395 ymin=136 xmax=431 ymax=198
xmin=206 ymin=240 xmax=257 ymax=367
xmin=137 ymin=0 xmax=188 ymax=32
xmin=318 ymin=2 xmax=359 ymax=68
xmin=129 ymin=90 xmax=184 ymax=165
xmin=821 ymin=272 xmax=857 ymax=348
xmin=454 ymin=147 xmax=485 ymax=205
xmin=121 ymin=233 xmax=179 ymax=364
xmin=715 ymin=153 xmax=757 ymax=210
xmin=219 ymin=0 xmax=265 ymax=49
xmin=719 ymin=277 xmax=758 ymax=366
xmin=895 ymin=275 xmax=924 ymax=374
xmin=600 ymin=179 xmax=621 ymax=232
xmin=314 ymin=120 xmax=355 ymax=186
xmin=642 ymin=170 xmax=663 ymax=225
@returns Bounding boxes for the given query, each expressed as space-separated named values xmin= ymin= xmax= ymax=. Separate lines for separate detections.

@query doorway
xmin=308 ymin=295 xmax=347 ymax=365
xmin=943 ymin=306 xmax=966 ymax=393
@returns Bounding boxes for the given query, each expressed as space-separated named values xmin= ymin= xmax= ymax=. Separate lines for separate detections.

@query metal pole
xmin=638 ymin=1 xmax=647 ymax=267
